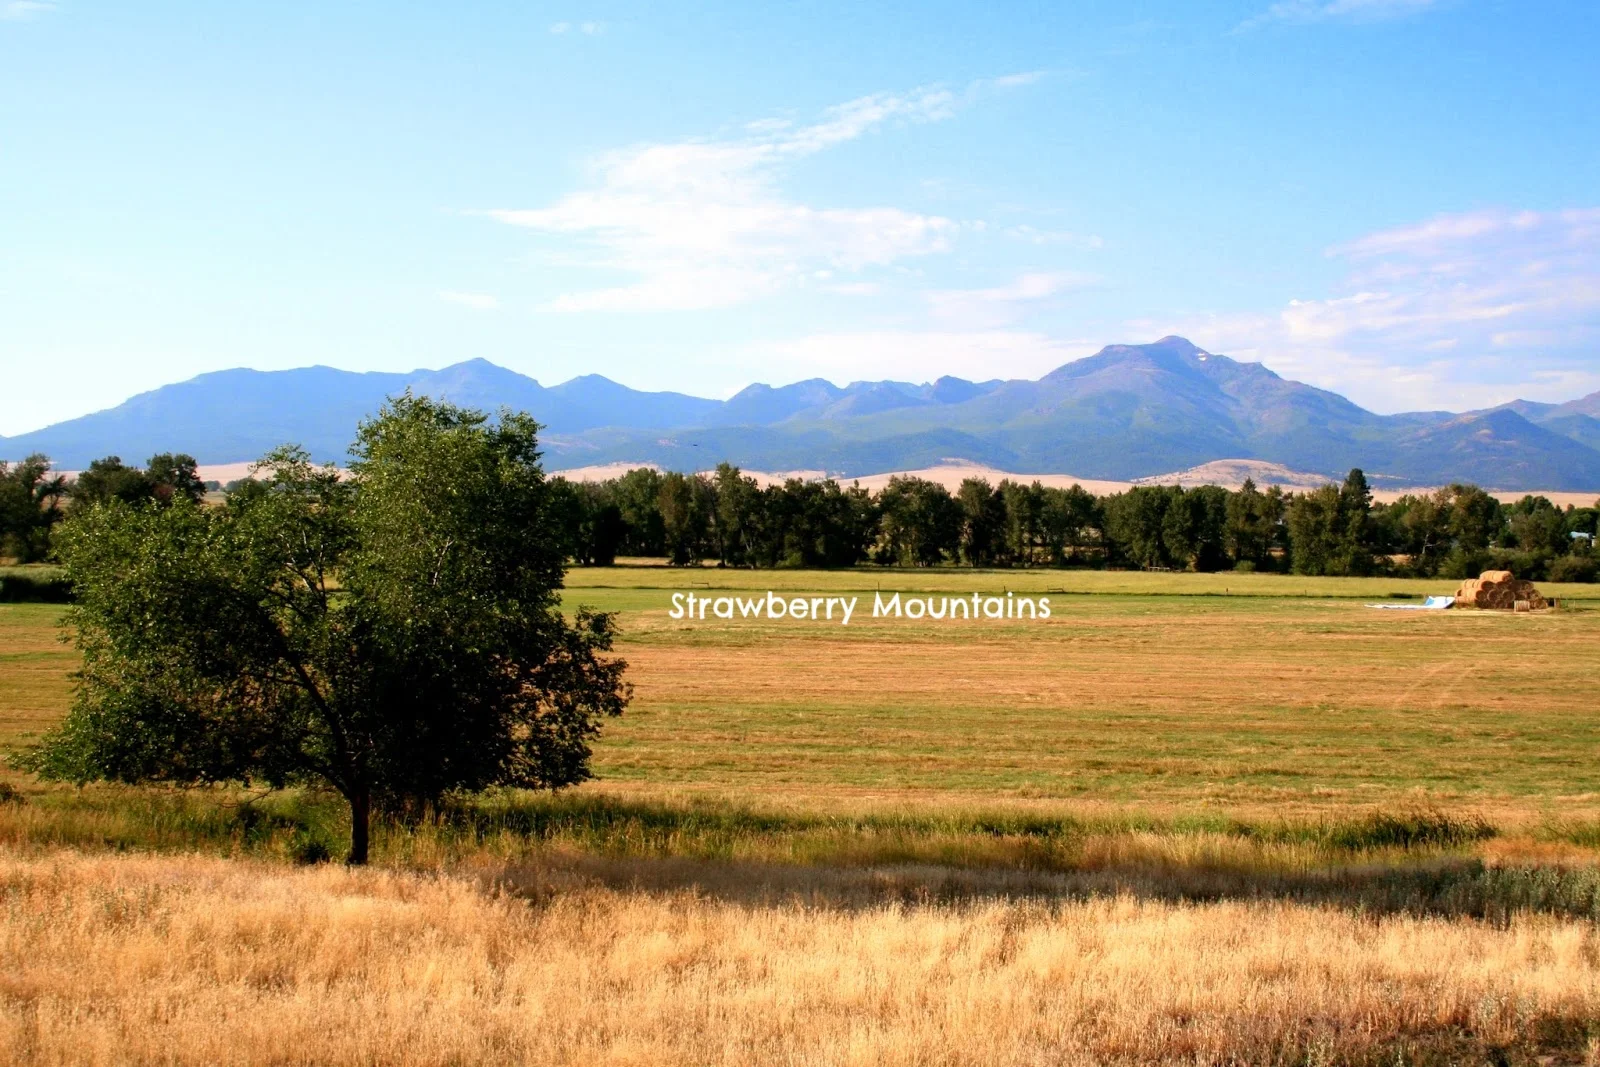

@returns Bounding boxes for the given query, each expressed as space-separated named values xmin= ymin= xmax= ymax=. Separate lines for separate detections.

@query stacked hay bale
xmin=1453 ymin=570 xmax=1548 ymax=610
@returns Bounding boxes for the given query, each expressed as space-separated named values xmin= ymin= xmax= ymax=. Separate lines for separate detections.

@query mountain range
xmin=5 ymin=336 xmax=1600 ymax=491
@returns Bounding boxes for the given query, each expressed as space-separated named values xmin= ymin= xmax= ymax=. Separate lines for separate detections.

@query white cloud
xmin=438 ymin=290 xmax=500 ymax=311
xmin=485 ymin=79 xmax=1040 ymax=313
xmin=991 ymin=70 xmax=1048 ymax=89
xmin=1236 ymin=0 xmax=1440 ymax=31
xmin=548 ymin=21 xmax=570 ymax=33
xmin=928 ymin=271 xmax=1098 ymax=327
xmin=2 ymin=1 xmax=56 ymax=20
xmin=1003 ymin=225 xmax=1104 ymax=250
xmin=1134 ymin=207 xmax=1600 ymax=411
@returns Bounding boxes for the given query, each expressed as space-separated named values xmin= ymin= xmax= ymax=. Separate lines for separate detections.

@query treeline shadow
xmin=491 ymin=850 xmax=1600 ymax=926
xmin=10 ymin=784 xmax=1599 ymax=922
xmin=420 ymin=793 xmax=1600 ymax=923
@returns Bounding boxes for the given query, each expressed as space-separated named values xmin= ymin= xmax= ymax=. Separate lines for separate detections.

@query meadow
xmin=4 ymin=564 xmax=1600 ymax=1064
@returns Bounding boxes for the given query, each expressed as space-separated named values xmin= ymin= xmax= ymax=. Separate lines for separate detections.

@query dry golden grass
xmin=3 ymin=846 xmax=1599 ymax=1067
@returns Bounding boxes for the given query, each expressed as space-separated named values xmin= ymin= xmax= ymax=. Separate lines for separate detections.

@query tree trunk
xmin=347 ymin=788 xmax=370 ymax=866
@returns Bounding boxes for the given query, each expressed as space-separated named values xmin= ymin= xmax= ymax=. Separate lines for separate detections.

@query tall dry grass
xmin=3 ymin=847 xmax=1599 ymax=1066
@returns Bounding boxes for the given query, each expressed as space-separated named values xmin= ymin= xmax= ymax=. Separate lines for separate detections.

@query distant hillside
xmin=1 ymin=359 xmax=716 ymax=469
xmin=5 ymin=337 xmax=1600 ymax=491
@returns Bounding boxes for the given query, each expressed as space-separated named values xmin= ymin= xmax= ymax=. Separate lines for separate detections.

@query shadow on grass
xmin=432 ymin=794 xmax=1594 ymax=923
xmin=499 ymin=850 xmax=1600 ymax=927
xmin=4 ymin=785 xmax=1597 ymax=922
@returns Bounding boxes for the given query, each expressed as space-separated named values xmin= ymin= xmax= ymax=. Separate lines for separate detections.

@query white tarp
xmin=1367 ymin=596 xmax=1455 ymax=611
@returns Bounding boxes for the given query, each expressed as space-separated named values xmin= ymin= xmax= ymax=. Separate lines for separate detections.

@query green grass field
xmin=551 ymin=566 xmax=1600 ymax=821
xmin=5 ymin=564 xmax=1599 ymax=858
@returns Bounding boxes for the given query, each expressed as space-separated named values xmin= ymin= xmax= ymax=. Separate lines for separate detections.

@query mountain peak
xmin=1043 ymin=335 xmax=1219 ymax=384
xmin=1153 ymin=335 xmax=1207 ymax=355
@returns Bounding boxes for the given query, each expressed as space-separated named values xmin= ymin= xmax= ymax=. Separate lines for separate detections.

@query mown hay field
xmin=556 ymin=566 xmax=1600 ymax=822
xmin=8 ymin=566 xmax=1600 ymax=820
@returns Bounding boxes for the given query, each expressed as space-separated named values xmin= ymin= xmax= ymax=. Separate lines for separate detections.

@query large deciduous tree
xmin=23 ymin=396 xmax=630 ymax=863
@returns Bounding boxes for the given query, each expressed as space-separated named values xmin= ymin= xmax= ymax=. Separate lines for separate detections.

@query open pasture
xmin=558 ymin=566 xmax=1600 ymax=822
xmin=5 ymin=566 xmax=1600 ymax=824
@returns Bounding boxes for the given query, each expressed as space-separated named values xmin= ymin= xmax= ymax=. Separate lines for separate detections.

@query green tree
xmin=956 ymin=478 xmax=1005 ymax=566
xmin=612 ymin=467 xmax=666 ymax=557
xmin=1284 ymin=485 xmax=1340 ymax=575
xmin=545 ymin=478 xmax=624 ymax=566
xmin=1444 ymin=483 xmax=1503 ymax=553
xmin=1504 ymin=495 xmax=1569 ymax=557
xmin=1334 ymin=468 xmax=1376 ymax=576
xmin=145 ymin=453 xmax=207 ymax=505
xmin=1285 ymin=470 xmax=1378 ymax=576
xmin=999 ymin=480 xmax=1044 ymax=565
xmin=657 ymin=471 xmax=709 ymax=565
xmin=0 ymin=453 xmax=67 ymax=562
xmin=22 ymin=396 xmax=631 ymax=864
xmin=1224 ymin=479 xmax=1280 ymax=570
xmin=1043 ymin=484 xmax=1101 ymax=566
xmin=757 ymin=478 xmax=873 ymax=567
xmin=1162 ymin=485 xmax=1229 ymax=571
xmin=70 ymin=456 xmax=154 ymax=508
xmin=1382 ymin=491 xmax=1451 ymax=576
xmin=1102 ymin=486 xmax=1176 ymax=569
xmin=877 ymin=476 xmax=960 ymax=566
xmin=711 ymin=463 xmax=762 ymax=566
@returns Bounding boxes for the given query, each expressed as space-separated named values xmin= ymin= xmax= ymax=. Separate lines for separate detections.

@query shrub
xmin=1438 ymin=548 xmax=1490 ymax=580
xmin=0 ymin=571 xmax=72 ymax=603
xmin=1483 ymin=548 xmax=1548 ymax=581
xmin=1548 ymin=554 xmax=1598 ymax=583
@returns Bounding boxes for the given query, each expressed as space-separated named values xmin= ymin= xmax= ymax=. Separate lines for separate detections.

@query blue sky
xmin=2 ymin=0 xmax=1597 ymax=436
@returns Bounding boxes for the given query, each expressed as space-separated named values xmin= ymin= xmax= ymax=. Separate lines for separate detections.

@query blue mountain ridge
xmin=5 ymin=337 xmax=1599 ymax=491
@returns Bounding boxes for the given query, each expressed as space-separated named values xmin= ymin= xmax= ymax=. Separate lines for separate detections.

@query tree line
xmin=5 ymin=453 xmax=1598 ymax=580
xmin=547 ymin=465 xmax=1600 ymax=581
xmin=0 ymin=453 xmax=211 ymax=563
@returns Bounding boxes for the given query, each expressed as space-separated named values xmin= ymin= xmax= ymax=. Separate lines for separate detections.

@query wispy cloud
xmin=1236 ymin=0 xmax=1441 ymax=32
xmin=484 ymin=78 xmax=1040 ymax=313
xmin=438 ymin=290 xmax=500 ymax=311
xmin=549 ymin=20 xmax=605 ymax=35
xmin=991 ymin=70 xmax=1048 ymax=89
xmin=928 ymin=271 xmax=1098 ymax=327
xmin=1135 ymin=207 xmax=1600 ymax=411
xmin=1004 ymin=225 xmax=1104 ymax=250
xmin=2 ymin=1 xmax=57 ymax=21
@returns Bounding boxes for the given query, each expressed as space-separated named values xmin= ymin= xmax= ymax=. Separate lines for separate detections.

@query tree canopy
xmin=22 ymin=396 xmax=631 ymax=863
xmin=0 ymin=453 xmax=66 ymax=563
